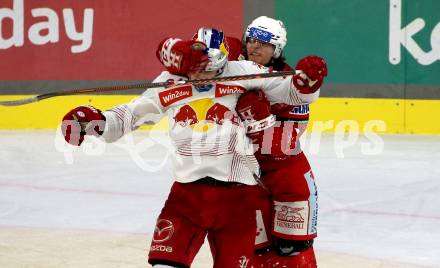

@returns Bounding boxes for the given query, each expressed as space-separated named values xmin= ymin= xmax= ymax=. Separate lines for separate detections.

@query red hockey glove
xmin=293 ymin=55 xmax=328 ymax=94
xmin=236 ymin=90 xmax=275 ymax=135
xmin=156 ymin=38 xmax=209 ymax=76
xmin=236 ymin=90 xmax=300 ymax=159
xmin=61 ymin=106 xmax=106 ymax=146
xmin=225 ymin=36 xmax=244 ymax=61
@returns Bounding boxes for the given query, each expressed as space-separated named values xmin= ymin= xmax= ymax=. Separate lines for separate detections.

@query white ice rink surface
xmin=0 ymin=130 xmax=439 ymax=268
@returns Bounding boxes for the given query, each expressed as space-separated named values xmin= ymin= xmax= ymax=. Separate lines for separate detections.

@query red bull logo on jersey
xmin=215 ymin=84 xmax=246 ymax=97
xmin=174 ymin=98 xmax=240 ymax=132
xmin=159 ymin=86 xmax=192 ymax=107
xmin=174 ymin=104 xmax=199 ymax=126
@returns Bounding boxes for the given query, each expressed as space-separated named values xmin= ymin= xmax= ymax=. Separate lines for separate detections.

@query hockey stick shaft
xmin=0 ymin=70 xmax=295 ymax=107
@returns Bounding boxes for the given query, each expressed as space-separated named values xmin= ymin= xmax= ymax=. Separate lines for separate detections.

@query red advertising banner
xmin=0 ymin=0 xmax=243 ymax=80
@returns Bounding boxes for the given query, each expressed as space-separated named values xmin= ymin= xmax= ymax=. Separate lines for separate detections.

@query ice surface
xmin=0 ymin=130 xmax=439 ymax=267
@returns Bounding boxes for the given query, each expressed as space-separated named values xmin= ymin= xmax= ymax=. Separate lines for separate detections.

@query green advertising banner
xmin=276 ymin=0 xmax=440 ymax=99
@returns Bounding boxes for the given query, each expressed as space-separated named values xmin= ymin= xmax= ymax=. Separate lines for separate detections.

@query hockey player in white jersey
xmin=61 ymin=36 xmax=325 ymax=267
xmin=164 ymin=25 xmax=327 ymax=267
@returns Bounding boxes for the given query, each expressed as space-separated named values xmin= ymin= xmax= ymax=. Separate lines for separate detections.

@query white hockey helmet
xmin=204 ymin=48 xmax=228 ymax=72
xmin=193 ymin=27 xmax=228 ymax=72
xmin=245 ymin=16 xmax=287 ymax=58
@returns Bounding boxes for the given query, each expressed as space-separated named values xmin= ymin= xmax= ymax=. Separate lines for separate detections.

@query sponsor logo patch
xmin=290 ymin=104 xmax=309 ymax=115
xmin=150 ymin=245 xmax=173 ymax=252
xmin=159 ymin=86 xmax=192 ymax=107
xmin=274 ymin=201 xmax=309 ymax=236
xmin=249 ymin=27 xmax=273 ymax=43
xmin=215 ymin=84 xmax=246 ymax=97
xmin=153 ymin=219 xmax=174 ymax=242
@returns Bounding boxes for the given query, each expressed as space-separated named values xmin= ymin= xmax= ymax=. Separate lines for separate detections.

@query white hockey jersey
xmin=102 ymin=60 xmax=319 ymax=185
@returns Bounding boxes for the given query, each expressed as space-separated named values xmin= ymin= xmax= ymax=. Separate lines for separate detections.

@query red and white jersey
xmin=270 ymin=63 xmax=310 ymax=139
xmin=101 ymin=60 xmax=320 ymax=185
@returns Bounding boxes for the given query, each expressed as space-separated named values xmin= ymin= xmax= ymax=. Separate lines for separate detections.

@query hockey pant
xmin=148 ymin=179 xmax=266 ymax=268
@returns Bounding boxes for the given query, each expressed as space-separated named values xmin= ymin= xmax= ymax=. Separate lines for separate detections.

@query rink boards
xmin=2 ymin=0 xmax=440 ymax=134
xmin=1 ymin=95 xmax=440 ymax=134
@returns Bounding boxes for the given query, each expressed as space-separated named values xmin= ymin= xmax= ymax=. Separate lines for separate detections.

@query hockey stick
xmin=0 ymin=70 xmax=296 ymax=107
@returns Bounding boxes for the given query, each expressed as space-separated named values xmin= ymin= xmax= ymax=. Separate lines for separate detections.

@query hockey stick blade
xmin=0 ymin=70 xmax=296 ymax=107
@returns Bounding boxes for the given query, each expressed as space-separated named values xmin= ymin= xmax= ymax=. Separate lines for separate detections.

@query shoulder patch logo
xmin=215 ymin=84 xmax=246 ymax=97
xmin=159 ymin=86 xmax=192 ymax=107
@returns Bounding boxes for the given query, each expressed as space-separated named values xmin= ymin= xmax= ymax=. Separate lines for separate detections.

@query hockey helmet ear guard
xmin=245 ymin=16 xmax=287 ymax=58
xmin=204 ymin=48 xmax=228 ymax=72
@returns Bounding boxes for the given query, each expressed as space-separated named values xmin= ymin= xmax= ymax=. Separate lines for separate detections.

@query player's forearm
xmin=101 ymin=99 xmax=163 ymax=143
xmin=101 ymin=105 xmax=136 ymax=142
xmin=292 ymin=87 xmax=320 ymax=104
